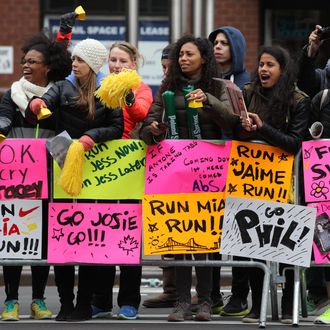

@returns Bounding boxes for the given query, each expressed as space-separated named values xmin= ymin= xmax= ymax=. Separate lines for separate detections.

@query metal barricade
xmin=294 ymin=139 xmax=330 ymax=325
xmin=0 ymin=139 xmax=291 ymax=328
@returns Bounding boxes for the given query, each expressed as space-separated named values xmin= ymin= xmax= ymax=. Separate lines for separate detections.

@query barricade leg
xmin=269 ymin=262 xmax=279 ymax=321
xmin=259 ymin=262 xmax=270 ymax=328
xmin=292 ymin=265 xmax=300 ymax=326
xmin=299 ymin=267 xmax=308 ymax=318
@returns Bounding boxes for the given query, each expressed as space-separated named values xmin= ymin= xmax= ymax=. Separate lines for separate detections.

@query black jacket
xmin=26 ymin=77 xmax=124 ymax=142
xmin=236 ymin=83 xmax=311 ymax=155
xmin=0 ymin=89 xmax=54 ymax=138
xmin=297 ymin=45 xmax=330 ymax=99
xmin=310 ymin=89 xmax=330 ymax=138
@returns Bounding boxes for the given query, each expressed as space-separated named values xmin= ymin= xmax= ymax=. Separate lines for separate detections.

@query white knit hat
xmin=72 ymin=38 xmax=108 ymax=73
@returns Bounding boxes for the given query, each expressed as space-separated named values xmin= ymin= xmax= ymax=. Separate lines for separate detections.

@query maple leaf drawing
xmin=118 ymin=235 xmax=139 ymax=255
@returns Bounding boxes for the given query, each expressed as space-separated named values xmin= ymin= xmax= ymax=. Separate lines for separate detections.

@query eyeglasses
xmin=20 ymin=58 xmax=44 ymax=65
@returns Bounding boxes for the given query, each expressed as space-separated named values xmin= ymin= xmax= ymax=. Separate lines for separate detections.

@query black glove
xmin=59 ymin=12 xmax=77 ymax=34
xmin=125 ymin=91 xmax=135 ymax=107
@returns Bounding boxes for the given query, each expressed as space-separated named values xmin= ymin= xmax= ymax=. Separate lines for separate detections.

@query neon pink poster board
xmin=302 ymin=140 xmax=330 ymax=203
xmin=309 ymin=202 xmax=330 ymax=264
xmin=145 ymin=140 xmax=231 ymax=194
xmin=0 ymin=139 xmax=48 ymax=199
xmin=48 ymin=202 xmax=142 ymax=264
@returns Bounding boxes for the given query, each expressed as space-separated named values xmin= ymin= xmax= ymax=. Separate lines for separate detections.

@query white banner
xmin=221 ymin=197 xmax=316 ymax=267
xmin=0 ymin=200 xmax=42 ymax=259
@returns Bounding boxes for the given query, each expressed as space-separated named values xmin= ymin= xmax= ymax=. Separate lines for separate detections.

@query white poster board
xmin=0 ymin=200 xmax=42 ymax=259
xmin=221 ymin=196 xmax=316 ymax=267
xmin=0 ymin=46 xmax=13 ymax=74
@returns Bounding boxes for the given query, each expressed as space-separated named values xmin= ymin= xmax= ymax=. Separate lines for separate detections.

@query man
xmin=297 ymin=24 xmax=330 ymax=99
xmin=208 ymin=26 xmax=250 ymax=90
xmin=207 ymin=26 xmax=251 ymax=317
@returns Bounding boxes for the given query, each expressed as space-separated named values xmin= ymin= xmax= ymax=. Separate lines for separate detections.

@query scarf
xmin=11 ymin=77 xmax=54 ymax=117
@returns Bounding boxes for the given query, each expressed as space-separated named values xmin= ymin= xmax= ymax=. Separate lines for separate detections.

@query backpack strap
xmin=320 ymin=89 xmax=329 ymax=110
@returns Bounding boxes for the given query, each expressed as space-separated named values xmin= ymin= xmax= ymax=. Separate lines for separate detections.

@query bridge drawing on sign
xmin=152 ymin=237 xmax=220 ymax=254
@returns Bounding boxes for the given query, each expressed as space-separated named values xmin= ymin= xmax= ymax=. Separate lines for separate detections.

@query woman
xmin=140 ymin=35 xmax=237 ymax=322
xmin=0 ymin=28 xmax=72 ymax=321
xmin=27 ymin=38 xmax=124 ymax=322
xmin=236 ymin=45 xmax=311 ymax=324
xmin=91 ymin=41 xmax=153 ymax=321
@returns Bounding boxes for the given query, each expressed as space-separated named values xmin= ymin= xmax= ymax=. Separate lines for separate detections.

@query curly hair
xmin=159 ymin=35 xmax=218 ymax=95
xmin=21 ymin=33 xmax=72 ymax=82
xmin=252 ymin=45 xmax=297 ymax=128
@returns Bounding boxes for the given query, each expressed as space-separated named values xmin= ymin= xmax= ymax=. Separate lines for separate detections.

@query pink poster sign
xmin=0 ymin=139 xmax=48 ymax=199
xmin=145 ymin=140 xmax=231 ymax=194
xmin=302 ymin=140 xmax=330 ymax=203
xmin=48 ymin=202 xmax=142 ymax=264
xmin=309 ymin=202 xmax=330 ymax=264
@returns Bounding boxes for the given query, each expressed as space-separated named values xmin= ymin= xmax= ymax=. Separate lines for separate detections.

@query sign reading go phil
xmin=0 ymin=139 xmax=48 ymax=199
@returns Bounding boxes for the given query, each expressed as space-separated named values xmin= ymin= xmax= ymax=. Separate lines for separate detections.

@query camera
xmin=317 ymin=26 xmax=330 ymax=41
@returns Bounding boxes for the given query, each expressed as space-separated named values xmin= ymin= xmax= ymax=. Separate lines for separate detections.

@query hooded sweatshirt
xmin=208 ymin=26 xmax=250 ymax=90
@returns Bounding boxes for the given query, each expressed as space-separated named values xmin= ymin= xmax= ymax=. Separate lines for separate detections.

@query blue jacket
xmin=208 ymin=26 xmax=250 ymax=90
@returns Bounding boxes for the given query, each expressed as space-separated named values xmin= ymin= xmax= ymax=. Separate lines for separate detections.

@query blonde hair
xmin=109 ymin=41 xmax=144 ymax=67
xmin=74 ymin=70 xmax=97 ymax=120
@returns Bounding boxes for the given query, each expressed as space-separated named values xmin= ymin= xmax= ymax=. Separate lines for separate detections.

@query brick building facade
xmin=0 ymin=0 xmax=329 ymax=93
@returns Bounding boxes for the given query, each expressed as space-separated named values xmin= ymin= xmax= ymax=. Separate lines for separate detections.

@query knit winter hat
xmin=72 ymin=38 xmax=108 ymax=73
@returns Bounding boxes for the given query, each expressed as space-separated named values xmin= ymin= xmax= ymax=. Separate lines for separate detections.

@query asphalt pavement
xmin=0 ymin=285 xmax=325 ymax=329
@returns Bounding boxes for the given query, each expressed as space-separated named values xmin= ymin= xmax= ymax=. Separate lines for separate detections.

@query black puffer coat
xmin=237 ymin=82 xmax=311 ymax=154
xmin=0 ymin=89 xmax=55 ymax=138
xmin=140 ymin=77 xmax=239 ymax=145
xmin=26 ymin=75 xmax=123 ymax=141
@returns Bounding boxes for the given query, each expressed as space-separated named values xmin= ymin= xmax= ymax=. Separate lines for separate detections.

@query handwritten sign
xmin=309 ymin=202 xmax=330 ymax=264
xmin=143 ymin=192 xmax=225 ymax=255
xmin=145 ymin=140 xmax=231 ymax=194
xmin=226 ymin=141 xmax=293 ymax=202
xmin=53 ymin=140 xmax=146 ymax=199
xmin=48 ymin=202 xmax=142 ymax=264
xmin=0 ymin=139 xmax=48 ymax=199
xmin=302 ymin=140 xmax=330 ymax=203
xmin=221 ymin=196 xmax=316 ymax=267
xmin=0 ymin=200 xmax=42 ymax=259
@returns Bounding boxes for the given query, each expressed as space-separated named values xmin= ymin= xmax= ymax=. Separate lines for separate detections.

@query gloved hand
xmin=30 ymin=98 xmax=47 ymax=115
xmin=59 ymin=12 xmax=77 ymax=34
xmin=125 ymin=91 xmax=135 ymax=107
xmin=79 ymin=135 xmax=95 ymax=151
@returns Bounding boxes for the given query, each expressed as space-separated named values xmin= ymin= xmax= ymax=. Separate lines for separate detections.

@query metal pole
xmin=192 ymin=0 xmax=203 ymax=37
xmin=127 ymin=0 xmax=138 ymax=46
xmin=205 ymin=0 xmax=215 ymax=37
xmin=171 ymin=0 xmax=181 ymax=43
xmin=181 ymin=0 xmax=188 ymax=35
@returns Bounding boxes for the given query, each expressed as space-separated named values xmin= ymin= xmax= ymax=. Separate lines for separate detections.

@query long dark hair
xmin=252 ymin=45 xmax=297 ymax=128
xmin=22 ymin=33 xmax=72 ymax=82
xmin=159 ymin=35 xmax=218 ymax=95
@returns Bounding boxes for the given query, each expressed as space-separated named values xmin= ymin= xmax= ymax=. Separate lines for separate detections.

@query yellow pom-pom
xmin=59 ymin=141 xmax=85 ymax=196
xmin=95 ymin=69 xmax=141 ymax=109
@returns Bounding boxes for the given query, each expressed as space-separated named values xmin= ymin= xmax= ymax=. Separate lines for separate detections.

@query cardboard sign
xmin=145 ymin=140 xmax=231 ymax=194
xmin=309 ymin=201 xmax=330 ymax=264
xmin=221 ymin=196 xmax=316 ymax=267
xmin=48 ymin=202 xmax=142 ymax=264
xmin=143 ymin=192 xmax=225 ymax=255
xmin=0 ymin=139 xmax=48 ymax=199
xmin=302 ymin=140 xmax=330 ymax=203
xmin=226 ymin=141 xmax=293 ymax=202
xmin=0 ymin=200 xmax=42 ymax=259
xmin=53 ymin=140 xmax=146 ymax=199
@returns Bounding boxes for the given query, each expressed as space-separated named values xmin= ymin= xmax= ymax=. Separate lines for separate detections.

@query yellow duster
xmin=59 ymin=141 xmax=85 ymax=196
xmin=95 ymin=69 xmax=141 ymax=109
